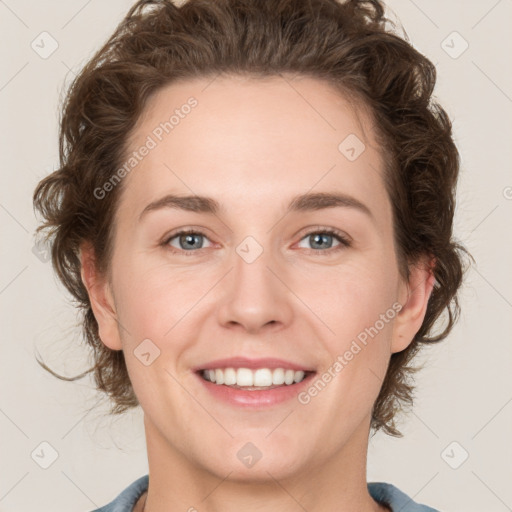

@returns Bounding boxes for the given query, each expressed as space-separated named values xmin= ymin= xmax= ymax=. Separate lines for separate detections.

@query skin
xmin=81 ymin=74 xmax=434 ymax=512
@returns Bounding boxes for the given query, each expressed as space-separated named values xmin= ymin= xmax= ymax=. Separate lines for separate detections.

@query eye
xmin=161 ymin=227 xmax=351 ymax=256
xmin=163 ymin=229 xmax=213 ymax=253
xmin=296 ymin=228 xmax=351 ymax=253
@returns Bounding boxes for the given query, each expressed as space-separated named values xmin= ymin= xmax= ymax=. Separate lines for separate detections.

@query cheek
xmin=112 ymin=252 xmax=214 ymax=337
xmin=299 ymin=264 xmax=398 ymax=418
xmin=300 ymin=257 xmax=398 ymax=333
xmin=112 ymin=236 xmax=399 ymax=355
xmin=293 ymin=258 xmax=399 ymax=389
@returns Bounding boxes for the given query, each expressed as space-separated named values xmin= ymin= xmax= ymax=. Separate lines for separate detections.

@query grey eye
xmin=167 ymin=231 xmax=213 ymax=251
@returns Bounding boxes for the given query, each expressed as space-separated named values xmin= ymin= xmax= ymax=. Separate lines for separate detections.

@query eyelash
xmin=161 ymin=227 xmax=352 ymax=256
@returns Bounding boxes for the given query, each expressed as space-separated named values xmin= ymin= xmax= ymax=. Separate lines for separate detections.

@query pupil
xmin=311 ymin=233 xmax=332 ymax=249
xmin=181 ymin=233 xmax=202 ymax=250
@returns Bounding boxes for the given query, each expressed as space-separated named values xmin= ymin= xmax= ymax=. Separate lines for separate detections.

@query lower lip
xmin=195 ymin=371 xmax=316 ymax=408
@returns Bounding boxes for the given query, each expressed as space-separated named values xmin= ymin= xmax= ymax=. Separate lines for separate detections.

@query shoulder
xmin=368 ymin=481 xmax=441 ymax=512
xmin=88 ymin=475 xmax=149 ymax=512
xmin=88 ymin=476 xmax=440 ymax=512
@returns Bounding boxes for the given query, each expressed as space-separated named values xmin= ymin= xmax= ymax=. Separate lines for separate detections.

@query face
xmin=83 ymin=74 xmax=433 ymax=482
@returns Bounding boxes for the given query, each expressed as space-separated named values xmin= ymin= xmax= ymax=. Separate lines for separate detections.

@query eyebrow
xmin=138 ymin=191 xmax=374 ymax=222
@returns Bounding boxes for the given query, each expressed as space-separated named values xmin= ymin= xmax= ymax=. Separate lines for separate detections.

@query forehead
xmin=117 ymin=74 xmax=388 ymax=220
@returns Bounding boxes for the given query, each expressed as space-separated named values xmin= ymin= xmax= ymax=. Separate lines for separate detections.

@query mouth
xmin=197 ymin=367 xmax=315 ymax=390
xmin=193 ymin=363 xmax=317 ymax=408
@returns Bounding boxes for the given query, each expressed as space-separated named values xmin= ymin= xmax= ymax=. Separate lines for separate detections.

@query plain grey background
xmin=1 ymin=1 xmax=511 ymax=511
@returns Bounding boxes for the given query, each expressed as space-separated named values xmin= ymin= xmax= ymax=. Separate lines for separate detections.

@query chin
xmin=199 ymin=443 xmax=307 ymax=483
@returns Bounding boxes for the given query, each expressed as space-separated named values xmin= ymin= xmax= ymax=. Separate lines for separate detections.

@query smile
xmin=195 ymin=367 xmax=316 ymax=408
xmin=201 ymin=367 xmax=312 ymax=389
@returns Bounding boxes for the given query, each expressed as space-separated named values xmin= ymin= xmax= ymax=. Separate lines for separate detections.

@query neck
xmin=140 ymin=414 xmax=387 ymax=512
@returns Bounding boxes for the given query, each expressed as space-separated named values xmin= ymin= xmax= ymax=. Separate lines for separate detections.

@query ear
xmin=391 ymin=256 xmax=436 ymax=354
xmin=80 ymin=241 xmax=122 ymax=351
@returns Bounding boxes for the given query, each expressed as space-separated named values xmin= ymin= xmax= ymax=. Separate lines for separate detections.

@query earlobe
xmin=79 ymin=241 xmax=123 ymax=351
xmin=391 ymin=258 xmax=436 ymax=354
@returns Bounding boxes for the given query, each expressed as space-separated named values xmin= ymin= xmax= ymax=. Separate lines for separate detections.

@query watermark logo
xmin=338 ymin=133 xmax=366 ymax=162
xmin=31 ymin=31 xmax=59 ymax=59
xmin=31 ymin=441 xmax=59 ymax=469
xmin=32 ymin=238 xmax=51 ymax=263
xmin=236 ymin=236 xmax=264 ymax=264
xmin=441 ymin=441 xmax=469 ymax=469
xmin=134 ymin=338 xmax=161 ymax=366
xmin=441 ymin=31 xmax=469 ymax=59
xmin=237 ymin=442 xmax=262 ymax=468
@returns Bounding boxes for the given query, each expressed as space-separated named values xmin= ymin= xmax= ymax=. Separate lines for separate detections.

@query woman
xmin=33 ymin=0 xmax=468 ymax=510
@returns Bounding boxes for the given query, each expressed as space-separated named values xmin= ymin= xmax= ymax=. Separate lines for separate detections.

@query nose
xmin=216 ymin=244 xmax=294 ymax=334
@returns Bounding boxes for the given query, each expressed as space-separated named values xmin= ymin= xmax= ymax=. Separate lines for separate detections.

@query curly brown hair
xmin=33 ymin=0 xmax=470 ymax=437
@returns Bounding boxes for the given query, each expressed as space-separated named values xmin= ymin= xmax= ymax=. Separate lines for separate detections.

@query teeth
xmin=273 ymin=368 xmax=286 ymax=385
xmin=253 ymin=368 xmax=272 ymax=387
xmin=201 ymin=367 xmax=308 ymax=387
xmin=223 ymin=367 xmax=237 ymax=385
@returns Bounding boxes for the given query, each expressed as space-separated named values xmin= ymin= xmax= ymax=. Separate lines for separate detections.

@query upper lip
xmin=193 ymin=357 xmax=316 ymax=372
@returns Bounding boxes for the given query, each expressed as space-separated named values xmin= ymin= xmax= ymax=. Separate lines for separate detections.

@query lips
xmin=194 ymin=367 xmax=316 ymax=407
xmin=191 ymin=357 xmax=317 ymax=407
xmin=192 ymin=356 xmax=315 ymax=373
